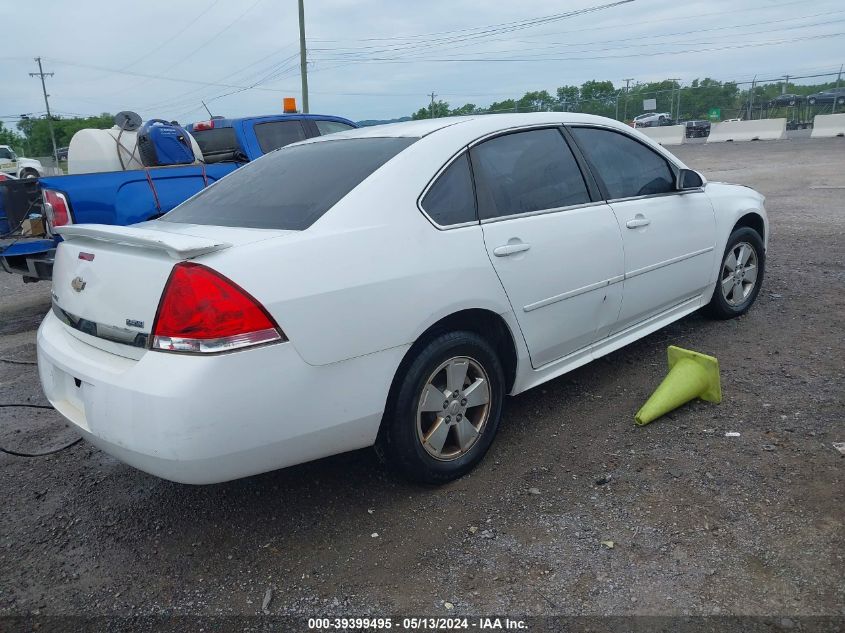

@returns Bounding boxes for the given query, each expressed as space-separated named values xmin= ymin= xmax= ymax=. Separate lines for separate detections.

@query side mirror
xmin=678 ymin=168 xmax=704 ymax=190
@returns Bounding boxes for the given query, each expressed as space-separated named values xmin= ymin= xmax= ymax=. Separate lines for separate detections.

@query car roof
xmin=298 ymin=112 xmax=640 ymax=144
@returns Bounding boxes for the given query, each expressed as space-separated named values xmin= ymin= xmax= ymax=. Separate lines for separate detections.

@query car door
xmin=569 ymin=126 xmax=716 ymax=333
xmin=471 ymin=127 xmax=625 ymax=369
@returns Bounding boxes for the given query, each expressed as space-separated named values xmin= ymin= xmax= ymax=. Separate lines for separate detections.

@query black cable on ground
xmin=0 ymin=403 xmax=83 ymax=457
xmin=0 ymin=358 xmax=37 ymax=365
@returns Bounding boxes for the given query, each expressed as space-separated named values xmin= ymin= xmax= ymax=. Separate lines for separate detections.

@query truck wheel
xmin=20 ymin=169 xmax=39 ymax=179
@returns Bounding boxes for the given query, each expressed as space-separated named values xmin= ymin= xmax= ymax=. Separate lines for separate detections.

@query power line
xmin=310 ymin=32 xmax=845 ymax=65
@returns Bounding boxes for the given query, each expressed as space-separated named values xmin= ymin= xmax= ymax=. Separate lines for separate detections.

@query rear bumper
xmin=37 ymin=310 xmax=406 ymax=484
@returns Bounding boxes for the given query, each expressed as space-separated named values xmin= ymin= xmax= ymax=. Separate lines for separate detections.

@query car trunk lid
xmin=51 ymin=222 xmax=292 ymax=357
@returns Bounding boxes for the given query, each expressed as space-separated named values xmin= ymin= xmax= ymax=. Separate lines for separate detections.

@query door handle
xmin=626 ymin=214 xmax=651 ymax=229
xmin=493 ymin=243 xmax=531 ymax=257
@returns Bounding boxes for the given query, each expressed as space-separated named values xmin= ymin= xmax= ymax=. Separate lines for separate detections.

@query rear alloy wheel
xmin=705 ymin=227 xmax=765 ymax=319
xmin=382 ymin=331 xmax=504 ymax=484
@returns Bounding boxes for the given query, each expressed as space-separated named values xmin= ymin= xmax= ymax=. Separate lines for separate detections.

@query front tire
xmin=381 ymin=331 xmax=504 ymax=484
xmin=20 ymin=169 xmax=39 ymax=179
xmin=705 ymin=227 xmax=765 ymax=319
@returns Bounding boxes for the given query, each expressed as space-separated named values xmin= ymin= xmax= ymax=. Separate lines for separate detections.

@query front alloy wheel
xmin=720 ymin=241 xmax=759 ymax=306
xmin=705 ymin=226 xmax=765 ymax=319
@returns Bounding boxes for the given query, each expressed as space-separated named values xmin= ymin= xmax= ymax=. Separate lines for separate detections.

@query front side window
xmin=162 ymin=137 xmax=417 ymax=231
xmin=470 ymin=128 xmax=590 ymax=220
xmin=315 ymin=120 xmax=356 ymax=136
xmin=421 ymin=153 xmax=476 ymax=226
xmin=0 ymin=148 xmax=13 ymax=160
xmin=254 ymin=121 xmax=307 ymax=154
xmin=570 ymin=127 xmax=675 ymax=199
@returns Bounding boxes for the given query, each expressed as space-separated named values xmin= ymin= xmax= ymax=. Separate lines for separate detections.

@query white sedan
xmin=37 ymin=113 xmax=767 ymax=484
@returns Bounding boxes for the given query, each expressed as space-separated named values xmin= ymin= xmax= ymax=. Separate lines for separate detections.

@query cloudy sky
xmin=2 ymin=0 xmax=843 ymax=125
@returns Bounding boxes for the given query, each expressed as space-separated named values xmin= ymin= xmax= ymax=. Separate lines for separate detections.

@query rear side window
xmin=191 ymin=127 xmax=239 ymax=159
xmin=421 ymin=153 xmax=477 ymax=226
xmin=162 ymin=138 xmax=417 ymax=230
xmin=571 ymin=127 xmax=675 ymax=199
xmin=470 ymin=128 xmax=590 ymax=220
xmin=254 ymin=121 xmax=307 ymax=154
xmin=316 ymin=120 xmax=356 ymax=136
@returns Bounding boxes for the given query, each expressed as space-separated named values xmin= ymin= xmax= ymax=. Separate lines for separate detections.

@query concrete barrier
xmin=639 ymin=125 xmax=686 ymax=146
xmin=811 ymin=113 xmax=845 ymax=138
xmin=707 ymin=118 xmax=786 ymax=142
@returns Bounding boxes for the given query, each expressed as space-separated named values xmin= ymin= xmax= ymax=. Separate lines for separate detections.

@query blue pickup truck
xmin=0 ymin=113 xmax=356 ymax=282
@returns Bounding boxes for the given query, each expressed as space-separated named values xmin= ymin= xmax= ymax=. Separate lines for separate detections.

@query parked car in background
xmin=684 ymin=120 xmax=711 ymax=138
xmin=37 ymin=113 xmax=768 ymax=485
xmin=768 ymin=94 xmax=805 ymax=108
xmin=633 ymin=112 xmax=673 ymax=128
xmin=807 ymin=87 xmax=845 ymax=106
xmin=0 ymin=145 xmax=44 ymax=179
xmin=56 ymin=146 xmax=69 ymax=161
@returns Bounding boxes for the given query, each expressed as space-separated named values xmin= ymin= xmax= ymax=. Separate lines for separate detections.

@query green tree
xmin=17 ymin=113 xmax=114 ymax=156
xmin=517 ymin=90 xmax=555 ymax=112
xmin=555 ymin=85 xmax=580 ymax=111
xmin=486 ymin=99 xmax=517 ymax=114
xmin=450 ymin=103 xmax=479 ymax=116
xmin=411 ymin=100 xmax=450 ymax=120
xmin=578 ymin=80 xmax=617 ymax=117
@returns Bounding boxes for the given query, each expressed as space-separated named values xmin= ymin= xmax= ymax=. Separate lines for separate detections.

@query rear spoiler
xmin=54 ymin=225 xmax=231 ymax=259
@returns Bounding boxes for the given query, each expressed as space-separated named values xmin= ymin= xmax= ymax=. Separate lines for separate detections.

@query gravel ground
xmin=0 ymin=137 xmax=843 ymax=621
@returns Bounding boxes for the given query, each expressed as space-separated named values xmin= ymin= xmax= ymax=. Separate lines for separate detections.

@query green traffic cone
xmin=635 ymin=346 xmax=722 ymax=426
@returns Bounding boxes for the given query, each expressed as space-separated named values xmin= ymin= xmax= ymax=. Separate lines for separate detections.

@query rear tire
xmin=381 ymin=331 xmax=504 ymax=484
xmin=20 ymin=169 xmax=38 ymax=179
xmin=705 ymin=227 xmax=765 ymax=320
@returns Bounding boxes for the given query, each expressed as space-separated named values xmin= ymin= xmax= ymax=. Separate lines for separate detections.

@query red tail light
xmin=43 ymin=189 xmax=72 ymax=232
xmin=151 ymin=262 xmax=285 ymax=353
xmin=193 ymin=120 xmax=215 ymax=131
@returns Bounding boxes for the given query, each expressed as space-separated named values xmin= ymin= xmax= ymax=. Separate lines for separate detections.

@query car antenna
xmin=201 ymin=100 xmax=214 ymax=118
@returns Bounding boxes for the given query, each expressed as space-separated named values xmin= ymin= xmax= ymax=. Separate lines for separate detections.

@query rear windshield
xmin=191 ymin=127 xmax=239 ymax=160
xmin=162 ymin=137 xmax=416 ymax=230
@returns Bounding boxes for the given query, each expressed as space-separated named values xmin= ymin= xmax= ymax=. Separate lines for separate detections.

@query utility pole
xmin=622 ymin=77 xmax=634 ymax=121
xmin=298 ymin=0 xmax=309 ymax=113
xmin=833 ymin=64 xmax=843 ymax=115
xmin=748 ymin=75 xmax=757 ymax=120
xmin=667 ymin=78 xmax=680 ymax=120
xmin=29 ymin=57 xmax=59 ymax=167
xmin=783 ymin=75 xmax=789 ymax=95
xmin=676 ymin=84 xmax=682 ymax=121
xmin=429 ymin=92 xmax=437 ymax=119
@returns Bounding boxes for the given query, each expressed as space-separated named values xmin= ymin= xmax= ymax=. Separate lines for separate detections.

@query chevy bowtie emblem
xmin=71 ymin=276 xmax=87 ymax=292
